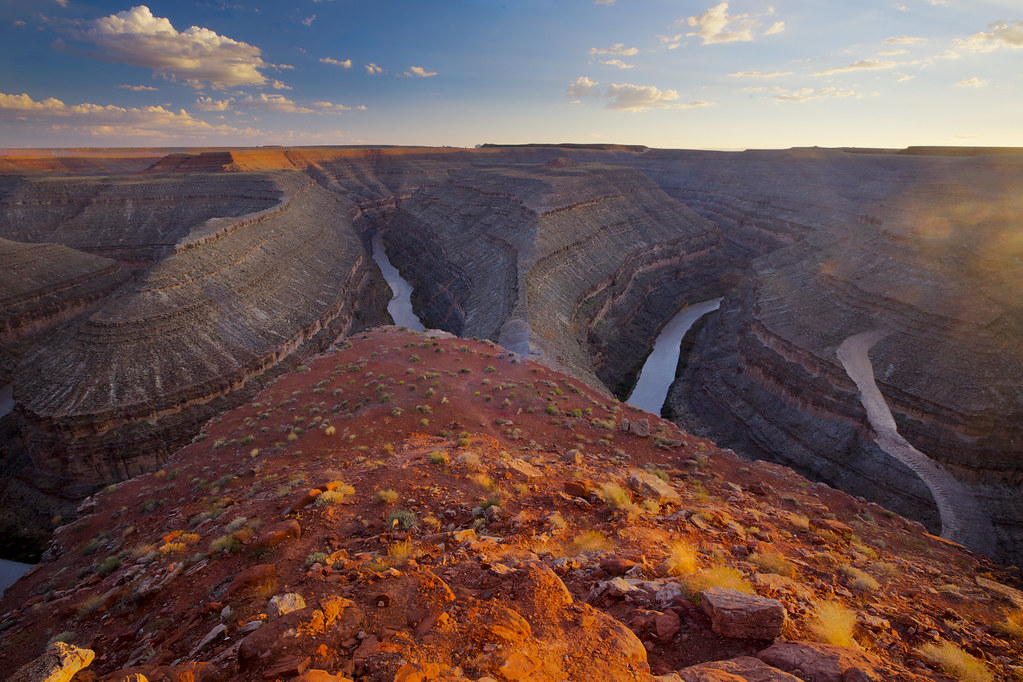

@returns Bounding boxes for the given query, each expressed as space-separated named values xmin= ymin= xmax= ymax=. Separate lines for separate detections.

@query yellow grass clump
xmin=684 ymin=566 xmax=753 ymax=601
xmin=919 ymin=641 xmax=992 ymax=682
xmin=809 ymin=601 xmax=857 ymax=648
xmin=662 ymin=539 xmax=700 ymax=576
xmin=566 ymin=529 xmax=613 ymax=555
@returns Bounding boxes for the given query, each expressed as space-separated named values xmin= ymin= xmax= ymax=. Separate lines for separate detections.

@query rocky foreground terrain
xmin=0 ymin=144 xmax=1021 ymax=569
xmin=2 ymin=328 xmax=1022 ymax=681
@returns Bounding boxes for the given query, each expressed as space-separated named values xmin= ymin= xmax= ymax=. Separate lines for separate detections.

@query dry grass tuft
xmin=994 ymin=608 xmax=1023 ymax=643
xmin=839 ymin=565 xmax=880 ymax=592
xmin=750 ymin=550 xmax=795 ymax=578
xmin=662 ymin=539 xmax=700 ymax=576
xmin=684 ymin=566 xmax=753 ymax=601
xmin=387 ymin=539 xmax=413 ymax=565
xmin=919 ymin=640 xmax=992 ymax=682
xmin=566 ymin=529 xmax=613 ymax=555
xmin=598 ymin=482 xmax=632 ymax=508
xmin=809 ymin=601 xmax=857 ymax=648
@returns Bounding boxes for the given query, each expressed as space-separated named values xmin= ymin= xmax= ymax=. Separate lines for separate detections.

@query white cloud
xmin=772 ymin=86 xmax=858 ymax=102
xmin=601 ymin=59 xmax=634 ymax=69
xmin=235 ymin=93 xmax=313 ymax=113
xmin=595 ymin=0 xmax=615 ymax=5
xmin=567 ymin=76 xmax=599 ymax=98
xmin=878 ymin=49 xmax=908 ymax=55
xmin=365 ymin=62 xmax=383 ymax=75
xmin=884 ymin=35 xmax=925 ymax=44
xmin=604 ymin=84 xmax=712 ymax=112
xmin=765 ymin=21 xmax=785 ymax=35
xmin=195 ymin=96 xmax=232 ymax=111
xmin=0 ymin=90 xmax=253 ymax=138
xmin=320 ymin=57 xmax=352 ymax=68
xmin=955 ymin=77 xmax=987 ymax=87
xmin=74 ymin=5 xmax=271 ymax=90
xmin=302 ymin=15 xmax=316 ymax=27
xmin=313 ymin=101 xmax=367 ymax=113
xmin=684 ymin=3 xmax=757 ymax=44
xmin=658 ymin=33 xmax=684 ymax=50
xmin=118 ymin=84 xmax=159 ymax=91
xmin=14 ymin=20 xmax=27 ymax=27
xmin=813 ymin=59 xmax=896 ymax=76
xmin=590 ymin=43 xmax=638 ymax=56
xmin=729 ymin=70 xmax=792 ymax=78
xmin=54 ymin=0 xmax=68 ymax=6
xmin=403 ymin=65 xmax=437 ymax=78
xmin=956 ymin=20 xmax=1023 ymax=52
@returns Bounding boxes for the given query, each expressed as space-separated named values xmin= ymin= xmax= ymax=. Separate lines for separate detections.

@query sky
xmin=0 ymin=0 xmax=1020 ymax=149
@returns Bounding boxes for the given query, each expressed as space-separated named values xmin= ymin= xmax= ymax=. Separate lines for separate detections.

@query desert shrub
xmin=566 ymin=530 xmax=612 ymax=555
xmin=75 ymin=595 xmax=105 ymax=616
xmin=209 ymin=534 xmax=241 ymax=554
xmin=386 ymin=509 xmax=418 ymax=530
xmin=684 ymin=567 xmax=753 ymax=601
xmin=919 ymin=641 xmax=992 ymax=682
xmin=750 ymin=551 xmax=796 ymax=578
xmin=598 ymin=483 xmax=632 ymax=508
xmin=388 ymin=540 xmax=413 ymax=564
xmin=96 ymin=556 xmax=121 ymax=577
xmin=376 ymin=489 xmax=399 ymax=504
xmin=994 ymin=608 xmax=1023 ymax=643
xmin=305 ymin=551 xmax=328 ymax=565
xmin=809 ymin=601 xmax=857 ymax=647
xmin=662 ymin=539 xmax=700 ymax=576
xmin=471 ymin=473 xmax=496 ymax=491
xmin=225 ymin=517 xmax=248 ymax=533
xmin=839 ymin=565 xmax=880 ymax=592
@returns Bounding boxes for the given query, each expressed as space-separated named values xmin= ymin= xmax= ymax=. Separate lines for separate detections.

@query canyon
xmin=0 ymin=145 xmax=1021 ymax=567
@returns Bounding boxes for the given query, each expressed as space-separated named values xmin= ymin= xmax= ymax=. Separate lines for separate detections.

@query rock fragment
xmin=700 ymin=587 xmax=786 ymax=639
xmin=9 ymin=642 xmax=95 ymax=682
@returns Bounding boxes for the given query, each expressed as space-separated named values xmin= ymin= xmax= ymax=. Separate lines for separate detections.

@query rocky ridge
xmin=1 ymin=328 xmax=1020 ymax=681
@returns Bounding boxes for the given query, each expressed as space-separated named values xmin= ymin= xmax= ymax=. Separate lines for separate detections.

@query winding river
xmin=371 ymin=233 xmax=426 ymax=332
xmin=627 ymin=298 xmax=722 ymax=415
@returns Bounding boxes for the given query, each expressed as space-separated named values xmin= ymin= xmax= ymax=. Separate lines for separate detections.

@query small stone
xmin=268 ymin=592 xmax=306 ymax=619
xmin=655 ymin=611 xmax=681 ymax=642
xmin=564 ymin=480 xmax=590 ymax=498
xmin=678 ymin=656 xmax=801 ymax=681
xmin=224 ymin=564 xmax=276 ymax=599
xmin=498 ymin=652 xmax=537 ymax=680
xmin=627 ymin=470 xmax=681 ymax=504
xmin=507 ymin=458 xmax=542 ymax=479
xmin=700 ymin=587 xmax=786 ymax=640
xmin=262 ymin=656 xmax=311 ymax=680
xmin=629 ymin=419 xmax=651 ymax=437
xmin=562 ymin=450 xmax=583 ymax=464
xmin=758 ymin=642 xmax=887 ymax=682
xmin=254 ymin=519 xmax=302 ymax=549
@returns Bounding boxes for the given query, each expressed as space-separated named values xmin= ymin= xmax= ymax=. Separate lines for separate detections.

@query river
xmin=371 ymin=233 xmax=425 ymax=332
xmin=627 ymin=298 xmax=722 ymax=415
xmin=0 ymin=559 xmax=31 ymax=595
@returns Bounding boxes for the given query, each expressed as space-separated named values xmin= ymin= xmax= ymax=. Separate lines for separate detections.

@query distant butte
xmin=0 ymin=144 xmax=1021 ymax=568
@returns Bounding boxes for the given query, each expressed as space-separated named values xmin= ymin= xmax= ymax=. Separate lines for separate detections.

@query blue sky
xmin=0 ymin=0 xmax=1020 ymax=148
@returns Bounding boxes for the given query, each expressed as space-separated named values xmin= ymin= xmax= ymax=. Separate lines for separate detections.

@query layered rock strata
xmin=670 ymin=161 xmax=1023 ymax=561
xmin=383 ymin=162 xmax=727 ymax=394
xmin=13 ymin=172 xmax=382 ymax=483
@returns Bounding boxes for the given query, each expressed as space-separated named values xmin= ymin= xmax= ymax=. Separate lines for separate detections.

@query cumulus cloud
xmin=118 ymin=84 xmax=159 ymax=91
xmin=729 ymin=70 xmax=792 ymax=78
xmin=74 ymin=5 xmax=271 ymax=89
xmin=365 ymin=62 xmax=383 ymax=75
xmin=320 ymin=57 xmax=352 ymax=68
xmin=566 ymin=76 xmax=600 ymax=98
xmin=0 ymin=90 xmax=253 ymax=138
xmin=403 ymin=65 xmax=437 ymax=78
xmin=955 ymin=77 xmax=987 ymax=87
xmin=604 ymin=84 xmax=712 ymax=111
xmin=590 ymin=43 xmax=638 ymax=56
xmin=601 ymin=59 xmax=634 ymax=69
xmin=878 ymin=49 xmax=908 ymax=56
xmin=234 ymin=93 xmax=314 ymax=113
xmin=765 ymin=21 xmax=785 ymax=35
xmin=772 ymin=86 xmax=858 ymax=102
xmin=195 ymin=96 xmax=232 ymax=111
xmin=302 ymin=15 xmax=316 ymax=27
xmin=684 ymin=3 xmax=758 ymax=44
xmin=813 ymin=59 xmax=896 ymax=76
xmin=53 ymin=0 xmax=68 ymax=7
xmin=595 ymin=0 xmax=615 ymax=5
xmin=956 ymin=20 xmax=1023 ymax=52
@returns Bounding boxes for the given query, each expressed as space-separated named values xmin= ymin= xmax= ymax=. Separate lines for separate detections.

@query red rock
xmin=9 ymin=642 xmax=95 ymax=682
xmin=254 ymin=519 xmax=301 ymax=549
xmin=810 ymin=518 xmax=855 ymax=539
xmin=655 ymin=610 xmax=681 ymax=642
xmin=564 ymin=480 xmax=590 ymax=498
xmin=679 ymin=656 xmax=801 ymax=681
xmin=293 ymin=670 xmax=353 ymax=682
xmin=757 ymin=642 xmax=886 ymax=682
xmin=600 ymin=556 xmax=637 ymax=576
xmin=351 ymin=636 xmax=380 ymax=665
xmin=287 ymin=489 xmax=322 ymax=514
xmin=394 ymin=662 xmax=440 ymax=682
xmin=700 ymin=588 xmax=786 ymax=640
xmin=223 ymin=564 xmax=276 ymax=599
xmin=262 ymin=656 xmax=311 ymax=679
xmin=498 ymin=652 xmax=537 ymax=680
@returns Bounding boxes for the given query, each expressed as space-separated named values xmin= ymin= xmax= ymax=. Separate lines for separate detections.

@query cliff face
xmin=385 ymin=162 xmax=728 ymax=395
xmin=668 ymin=154 xmax=1023 ymax=562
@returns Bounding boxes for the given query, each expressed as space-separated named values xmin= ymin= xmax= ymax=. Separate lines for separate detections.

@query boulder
xmin=223 ymin=564 xmax=276 ymax=599
xmin=757 ymin=642 xmax=886 ymax=682
xmin=628 ymin=470 xmax=681 ymax=504
xmin=678 ymin=656 xmax=802 ymax=681
xmin=506 ymin=458 xmax=543 ymax=479
xmin=700 ymin=588 xmax=786 ymax=640
xmin=268 ymin=592 xmax=307 ymax=619
xmin=253 ymin=520 xmax=301 ymax=549
xmin=498 ymin=652 xmax=538 ymax=680
xmin=9 ymin=642 xmax=95 ymax=682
